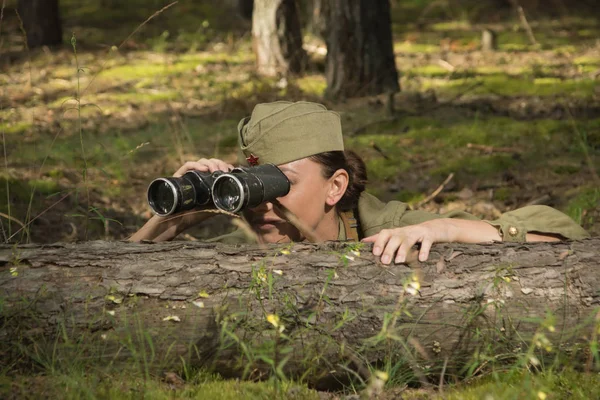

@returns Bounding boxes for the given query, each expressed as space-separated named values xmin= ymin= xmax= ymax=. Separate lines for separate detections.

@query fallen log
xmin=1 ymin=239 xmax=599 ymax=383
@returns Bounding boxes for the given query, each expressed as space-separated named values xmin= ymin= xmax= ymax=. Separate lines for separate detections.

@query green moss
xmin=0 ymin=122 xmax=33 ymax=135
xmin=179 ymin=51 xmax=254 ymax=66
xmin=395 ymin=190 xmax=424 ymax=203
xmin=446 ymin=369 xmax=600 ymax=400
xmin=108 ymin=91 xmax=180 ymax=104
xmin=425 ymin=75 xmax=597 ymax=98
xmin=433 ymin=154 xmax=518 ymax=180
xmin=493 ymin=187 xmax=513 ymax=202
xmin=295 ymin=75 xmax=327 ymax=96
xmin=430 ymin=21 xmax=472 ymax=31
xmin=394 ymin=42 xmax=439 ymax=54
xmin=552 ymin=164 xmax=582 ymax=175
xmin=574 ymin=55 xmax=600 ymax=66
xmin=407 ymin=65 xmax=450 ymax=77
xmin=2 ymin=370 xmax=321 ymax=400
xmin=98 ymin=61 xmax=199 ymax=80
xmin=28 ymin=179 xmax=60 ymax=195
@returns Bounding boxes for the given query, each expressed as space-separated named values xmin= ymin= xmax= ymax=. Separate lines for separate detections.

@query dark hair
xmin=309 ymin=150 xmax=368 ymax=211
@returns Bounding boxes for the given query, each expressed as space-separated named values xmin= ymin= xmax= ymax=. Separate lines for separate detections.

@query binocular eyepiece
xmin=147 ymin=164 xmax=290 ymax=216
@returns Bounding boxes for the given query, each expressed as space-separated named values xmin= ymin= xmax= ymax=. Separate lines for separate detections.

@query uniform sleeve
xmin=205 ymin=229 xmax=259 ymax=244
xmin=483 ymin=205 xmax=590 ymax=242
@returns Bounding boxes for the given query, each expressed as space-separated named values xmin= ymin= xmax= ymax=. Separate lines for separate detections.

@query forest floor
xmin=1 ymin=0 xmax=599 ymax=398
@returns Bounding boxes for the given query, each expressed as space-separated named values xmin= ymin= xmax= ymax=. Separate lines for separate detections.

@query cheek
xmin=279 ymin=182 xmax=327 ymax=225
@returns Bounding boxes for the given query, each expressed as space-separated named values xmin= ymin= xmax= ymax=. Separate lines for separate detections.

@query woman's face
xmin=243 ymin=158 xmax=344 ymax=243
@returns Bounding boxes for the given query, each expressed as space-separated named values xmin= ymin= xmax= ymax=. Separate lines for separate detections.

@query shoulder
xmin=356 ymin=192 xmax=480 ymax=237
xmin=356 ymin=192 xmax=409 ymax=237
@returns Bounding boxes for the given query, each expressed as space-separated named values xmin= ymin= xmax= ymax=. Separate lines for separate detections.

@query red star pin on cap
xmin=246 ymin=153 xmax=259 ymax=166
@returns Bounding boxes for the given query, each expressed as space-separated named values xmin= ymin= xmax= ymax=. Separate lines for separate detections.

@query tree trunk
xmin=17 ymin=0 xmax=62 ymax=48
xmin=252 ymin=0 xmax=306 ymax=77
xmin=1 ymin=240 xmax=598 ymax=382
xmin=325 ymin=0 xmax=400 ymax=98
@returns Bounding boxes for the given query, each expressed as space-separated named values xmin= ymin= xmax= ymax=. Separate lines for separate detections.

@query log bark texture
xmin=252 ymin=0 xmax=306 ymax=76
xmin=1 ymin=239 xmax=598 ymax=380
xmin=324 ymin=0 xmax=400 ymax=98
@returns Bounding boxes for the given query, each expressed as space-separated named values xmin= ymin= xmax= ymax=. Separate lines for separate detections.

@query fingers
xmin=381 ymin=235 xmax=402 ymax=265
xmin=418 ymin=238 xmax=433 ymax=262
xmin=366 ymin=230 xmax=391 ymax=257
xmin=395 ymin=235 xmax=418 ymax=264
xmin=363 ymin=228 xmax=433 ymax=265
xmin=173 ymin=158 xmax=234 ymax=177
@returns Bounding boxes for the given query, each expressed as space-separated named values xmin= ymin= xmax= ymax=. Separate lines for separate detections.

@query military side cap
xmin=237 ymin=101 xmax=344 ymax=166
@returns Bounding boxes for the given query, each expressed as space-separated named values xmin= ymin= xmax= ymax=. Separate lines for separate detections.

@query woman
xmin=130 ymin=101 xmax=590 ymax=264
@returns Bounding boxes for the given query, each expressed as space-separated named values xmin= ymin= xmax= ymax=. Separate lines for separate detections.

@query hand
xmin=173 ymin=158 xmax=234 ymax=177
xmin=362 ymin=221 xmax=450 ymax=265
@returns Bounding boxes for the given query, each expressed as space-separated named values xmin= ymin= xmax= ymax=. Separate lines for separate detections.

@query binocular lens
xmin=147 ymin=164 xmax=289 ymax=216
xmin=148 ymin=179 xmax=178 ymax=216
xmin=213 ymin=176 xmax=244 ymax=213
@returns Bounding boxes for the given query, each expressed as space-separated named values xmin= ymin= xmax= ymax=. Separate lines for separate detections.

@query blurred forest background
xmin=1 ymin=1 xmax=600 ymax=398
xmin=0 ymin=0 xmax=598 ymax=243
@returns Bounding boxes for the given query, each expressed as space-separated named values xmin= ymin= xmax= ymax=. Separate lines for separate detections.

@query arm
xmin=129 ymin=158 xmax=234 ymax=242
xmin=363 ymin=206 xmax=586 ymax=265
xmin=128 ymin=211 xmax=212 ymax=242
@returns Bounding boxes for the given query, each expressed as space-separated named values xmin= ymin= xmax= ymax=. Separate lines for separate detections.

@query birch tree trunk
xmin=325 ymin=0 xmax=400 ymax=98
xmin=252 ymin=0 xmax=306 ymax=76
xmin=1 ymin=240 xmax=598 ymax=383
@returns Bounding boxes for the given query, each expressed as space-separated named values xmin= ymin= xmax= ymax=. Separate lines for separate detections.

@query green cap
xmin=237 ymin=101 xmax=344 ymax=166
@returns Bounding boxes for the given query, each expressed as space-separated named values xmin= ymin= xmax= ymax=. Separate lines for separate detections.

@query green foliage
xmin=1 ymin=0 xmax=599 ymax=396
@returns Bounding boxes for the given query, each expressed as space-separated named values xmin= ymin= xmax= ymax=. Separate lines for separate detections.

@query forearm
xmin=129 ymin=211 xmax=210 ymax=242
xmin=435 ymin=219 xmax=561 ymax=243
xmin=129 ymin=215 xmax=178 ymax=242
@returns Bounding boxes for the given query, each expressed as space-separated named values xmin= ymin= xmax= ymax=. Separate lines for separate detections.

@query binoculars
xmin=147 ymin=164 xmax=290 ymax=216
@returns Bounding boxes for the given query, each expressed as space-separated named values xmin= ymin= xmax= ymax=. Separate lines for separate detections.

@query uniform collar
xmin=337 ymin=214 xmax=347 ymax=241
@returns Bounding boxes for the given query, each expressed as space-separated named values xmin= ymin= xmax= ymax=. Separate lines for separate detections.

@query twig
xmin=415 ymin=173 xmax=454 ymax=208
xmin=512 ymin=0 xmax=538 ymax=46
xmin=439 ymin=356 xmax=449 ymax=395
xmin=371 ymin=141 xmax=390 ymax=160
xmin=525 ymin=194 xmax=551 ymax=206
xmin=6 ymin=191 xmax=73 ymax=243
xmin=437 ymin=59 xmax=455 ymax=72
xmin=466 ymin=143 xmax=521 ymax=154
xmin=0 ymin=212 xmax=24 ymax=227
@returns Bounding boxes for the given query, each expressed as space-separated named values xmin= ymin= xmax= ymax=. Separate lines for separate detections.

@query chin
xmin=258 ymin=232 xmax=291 ymax=244
xmin=252 ymin=224 xmax=302 ymax=244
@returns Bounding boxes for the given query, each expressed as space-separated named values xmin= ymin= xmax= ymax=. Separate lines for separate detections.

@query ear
xmin=325 ymin=169 xmax=349 ymax=207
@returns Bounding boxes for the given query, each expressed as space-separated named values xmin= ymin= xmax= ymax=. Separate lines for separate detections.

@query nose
xmin=248 ymin=201 xmax=274 ymax=213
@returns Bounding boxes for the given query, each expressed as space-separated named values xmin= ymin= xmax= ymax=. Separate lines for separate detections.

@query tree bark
xmin=17 ymin=0 xmax=63 ymax=48
xmin=1 ymin=239 xmax=598 ymax=382
xmin=252 ymin=0 xmax=306 ymax=77
xmin=324 ymin=0 xmax=400 ymax=99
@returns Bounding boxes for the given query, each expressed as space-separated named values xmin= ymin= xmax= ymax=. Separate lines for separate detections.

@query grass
xmin=444 ymin=369 xmax=600 ymax=399
xmin=1 ymin=0 xmax=599 ymax=397
xmin=1 ymin=370 xmax=322 ymax=400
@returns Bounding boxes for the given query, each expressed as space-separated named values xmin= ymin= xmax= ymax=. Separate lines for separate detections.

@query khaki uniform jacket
xmin=208 ymin=192 xmax=590 ymax=244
